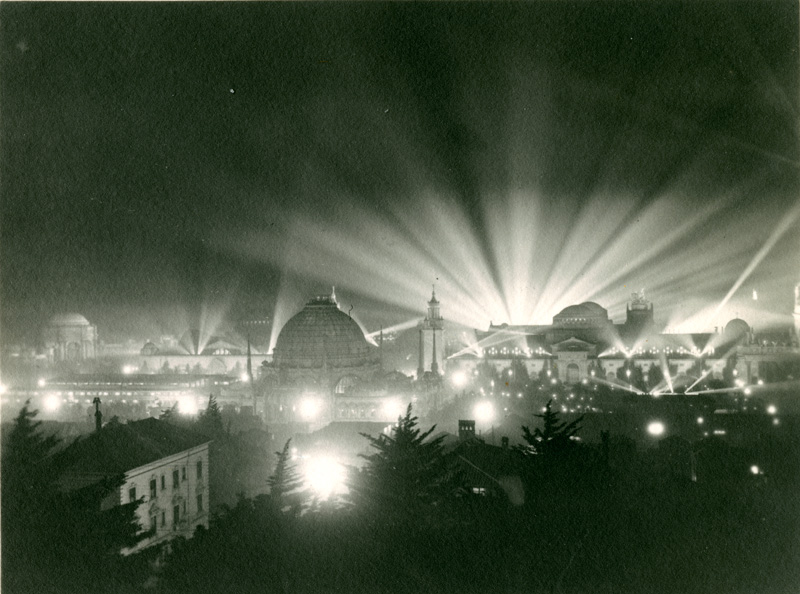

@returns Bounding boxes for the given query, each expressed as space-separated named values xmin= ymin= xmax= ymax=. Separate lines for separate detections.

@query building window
xmin=173 ymin=505 xmax=180 ymax=529
xmin=173 ymin=469 xmax=179 ymax=489
xmin=196 ymin=460 xmax=203 ymax=479
xmin=150 ymin=479 xmax=157 ymax=500
xmin=182 ymin=467 xmax=186 ymax=481
xmin=129 ymin=486 xmax=137 ymax=503
xmin=197 ymin=494 xmax=203 ymax=512
xmin=161 ymin=475 xmax=166 ymax=490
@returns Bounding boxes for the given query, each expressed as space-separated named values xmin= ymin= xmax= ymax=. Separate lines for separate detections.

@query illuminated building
xmin=56 ymin=417 xmax=210 ymax=554
xmin=262 ymin=290 xmax=385 ymax=423
xmin=451 ymin=290 xmax=800 ymax=387
xmin=41 ymin=313 xmax=97 ymax=363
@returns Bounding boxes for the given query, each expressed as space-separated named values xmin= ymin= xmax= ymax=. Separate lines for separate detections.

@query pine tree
xmin=2 ymin=401 xmax=61 ymax=511
xmin=197 ymin=394 xmax=225 ymax=438
xmin=519 ymin=400 xmax=583 ymax=457
xmin=267 ymin=439 xmax=306 ymax=514
xmin=352 ymin=404 xmax=457 ymax=519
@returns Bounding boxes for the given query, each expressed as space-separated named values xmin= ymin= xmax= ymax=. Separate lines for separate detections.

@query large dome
xmin=48 ymin=313 xmax=91 ymax=326
xmin=553 ymin=302 xmax=608 ymax=325
xmin=274 ymin=295 xmax=377 ymax=369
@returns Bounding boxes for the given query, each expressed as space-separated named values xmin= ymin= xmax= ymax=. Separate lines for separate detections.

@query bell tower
xmin=418 ymin=287 xmax=445 ymax=377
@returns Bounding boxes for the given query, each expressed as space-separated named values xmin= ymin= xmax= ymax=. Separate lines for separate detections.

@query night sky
xmin=2 ymin=2 xmax=798 ymax=344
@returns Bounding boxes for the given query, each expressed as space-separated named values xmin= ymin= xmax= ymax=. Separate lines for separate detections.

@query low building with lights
xmin=56 ymin=417 xmax=211 ymax=554
xmin=448 ymin=290 xmax=800 ymax=390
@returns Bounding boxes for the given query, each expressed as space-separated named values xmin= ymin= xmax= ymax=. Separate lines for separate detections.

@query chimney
xmin=93 ymin=397 xmax=102 ymax=432
xmin=458 ymin=419 xmax=476 ymax=441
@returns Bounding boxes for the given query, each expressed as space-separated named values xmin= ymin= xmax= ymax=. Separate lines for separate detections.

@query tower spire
xmin=431 ymin=326 xmax=439 ymax=374
xmin=417 ymin=326 xmax=425 ymax=379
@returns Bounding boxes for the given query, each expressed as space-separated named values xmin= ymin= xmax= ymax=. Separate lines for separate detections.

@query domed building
xmin=262 ymin=291 xmax=382 ymax=424
xmin=272 ymin=292 xmax=380 ymax=392
xmin=41 ymin=313 xmax=97 ymax=363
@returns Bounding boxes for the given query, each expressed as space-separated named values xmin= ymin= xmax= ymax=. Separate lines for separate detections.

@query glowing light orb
xmin=767 ymin=405 xmax=777 ymax=415
xmin=0 ymin=384 xmax=6 ymax=395
xmin=451 ymin=371 xmax=467 ymax=388
xmin=750 ymin=465 xmax=760 ymax=475
xmin=37 ymin=378 xmax=47 ymax=388
xmin=646 ymin=421 xmax=665 ymax=436
xmin=240 ymin=372 xmax=250 ymax=383
xmin=178 ymin=397 xmax=198 ymax=415
xmin=43 ymin=395 xmax=61 ymax=413
xmin=304 ymin=456 xmax=347 ymax=499
xmin=122 ymin=365 xmax=136 ymax=375
xmin=381 ymin=399 xmax=405 ymax=420
xmin=299 ymin=397 xmax=321 ymax=421
xmin=697 ymin=417 xmax=704 ymax=425
xmin=744 ymin=388 xmax=752 ymax=396
xmin=474 ymin=401 xmax=495 ymax=424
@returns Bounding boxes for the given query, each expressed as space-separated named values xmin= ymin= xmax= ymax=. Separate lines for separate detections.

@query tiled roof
xmin=57 ymin=418 xmax=210 ymax=476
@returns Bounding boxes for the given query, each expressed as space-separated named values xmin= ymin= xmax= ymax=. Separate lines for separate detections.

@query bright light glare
xmin=474 ymin=401 xmax=495 ymax=424
xmin=646 ymin=421 xmax=665 ymax=436
xmin=122 ymin=365 xmax=136 ymax=375
xmin=451 ymin=371 xmax=467 ymax=388
xmin=697 ymin=417 xmax=704 ymax=424
xmin=381 ymin=399 xmax=405 ymax=420
xmin=240 ymin=372 xmax=250 ymax=382
xmin=299 ymin=397 xmax=321 ymax=421
xmin=767 ymin=405 xmax=777 ymax=415
xmin=750 ymin=465 xmax=760 ymax=475
xmin=37 ymin=378 xmax=47 ymax=388
xmin=304 ymin=456 xmax=347 ymax=499
xmin=178 ymin=397 xmax=198 ymax=415
xmin=43 ymin=395 xmax=61 ymax=413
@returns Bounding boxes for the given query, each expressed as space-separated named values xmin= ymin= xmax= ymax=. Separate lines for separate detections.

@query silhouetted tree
xmin=519 ymin=400 xmax=583 ymax=457
xmin=197 ymin=394 xmax=225 ymax=438
xmin=267 ymin=439 xmax=307 ymax=515
xmin=351 ymin=404 xmax=459 ymax=521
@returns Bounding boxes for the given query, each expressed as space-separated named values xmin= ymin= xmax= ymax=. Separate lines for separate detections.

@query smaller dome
xmin=724 ymin=318 xmax=750 ymax=338
xmin=49 ymin=313 xmax=90 ymax=326
xmin=141 ymin=341 xmax=159 ymax=356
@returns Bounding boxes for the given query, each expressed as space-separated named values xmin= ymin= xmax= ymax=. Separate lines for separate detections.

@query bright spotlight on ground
xmin=304 ymin=456 xmax=347 ymax=499
xmin=43 ymin=394 xmax=61 ymax=413
xmin=750 ymin=465 xmax=760 ymax=475
xmin=178 ymin=397 xmax=198 ymax=415
xmin=647 ymin=421 xmax=665 ymax=437
xmin=474 ymin=401 xmax=495 ymax=424
xmin=299 ymin=397 xmax=321 ymax=421
xmin=767 ymin=405 xmax=777 ymax=415
xmin=451 ymin=371 xmax=467 ymax=388
xmin=381 ymin=399 xmax=404 ymax=420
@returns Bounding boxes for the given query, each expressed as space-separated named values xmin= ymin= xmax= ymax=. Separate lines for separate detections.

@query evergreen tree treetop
xmin=267 ymin=439 xmax=307 ymax=514
xmin=519 ymin=400 xmax=583 ymax=457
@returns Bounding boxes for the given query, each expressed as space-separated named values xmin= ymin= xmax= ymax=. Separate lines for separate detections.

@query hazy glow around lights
xmin=303 ymin=457 xmax=347 ymax=499
xmin=647 ymin=421 xmax=665 ymax=436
